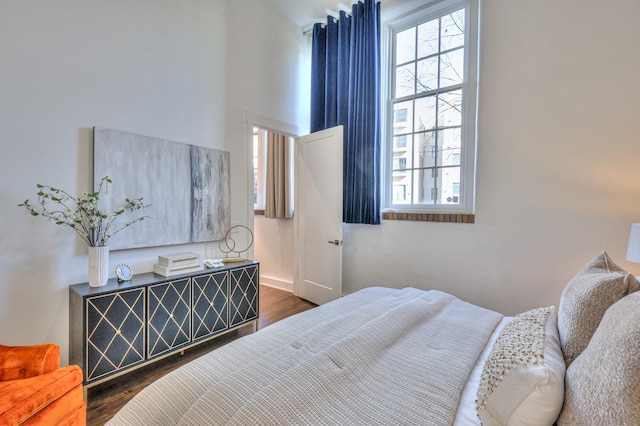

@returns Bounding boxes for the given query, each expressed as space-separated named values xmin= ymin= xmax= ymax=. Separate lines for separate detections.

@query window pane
xmin=438 ymin=90 xmax=462 ymax=128
xmin=452 ymin=182 xmax=460 ymax=196
xmin=416 ymin=57 xmax=439 ymax=93
xmin=413 ymin=168 xmax=436 ymax=204
xmin=394 ymin=136 xmax=411 ymax=176
xmin=440 ymin=166 xmax=461 ymax=204
xmin=416 ymin=131 xmax=436 ymax=169
xmin=392 ymin=169 xmax=411 ymax=204
xmin=414 ymin=96 xmax=436 ymax=132
xmin=417 ymin=18 xmax=439 ymax=58
xmin=411 ymin=166 xmax=461 ymax=205
xmin=440 ymin=47 xmax=464 ymax=88
xmin=392 ymin=184 xmax=409 ymax=203
xmin=395 ymin=64 xmax=415 ymax=98
xmin=396 ymin=27 xmax=416 ymax=65
xmin=415 ymin=167 xmax=460 ymax=205
xmin=393 ymin=101 xmax=413 ymax=130
xmin=441 ymin=9 xmax=465 ymax=52
xmin=439 ymin=128 xmax=461 ymax=166
xmin=392 ymin=150 xmax=408 ymax=169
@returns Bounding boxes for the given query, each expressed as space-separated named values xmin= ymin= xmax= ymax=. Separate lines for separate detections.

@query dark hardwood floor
xmin=86 ymin=285 xmax=316 ymax=426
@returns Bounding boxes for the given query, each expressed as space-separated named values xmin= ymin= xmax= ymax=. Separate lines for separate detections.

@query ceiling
xmin=263 ymin=0 xmax=419 ymax=30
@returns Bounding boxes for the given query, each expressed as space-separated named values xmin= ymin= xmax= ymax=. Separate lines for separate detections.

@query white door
xmin=295 ymin=126 xmax=343 ymax=305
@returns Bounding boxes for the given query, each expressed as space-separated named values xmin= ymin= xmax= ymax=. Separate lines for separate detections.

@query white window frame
xmin=382 ymin=0 xmax=479 ymax=214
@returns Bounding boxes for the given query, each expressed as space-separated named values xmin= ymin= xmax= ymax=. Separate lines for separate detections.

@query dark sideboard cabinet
xmin=69 ymin=261 xmax=259 ymax=390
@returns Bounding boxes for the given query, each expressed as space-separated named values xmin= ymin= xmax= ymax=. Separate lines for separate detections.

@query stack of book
xmin=153 ymin=252 xmax=203 ymax=277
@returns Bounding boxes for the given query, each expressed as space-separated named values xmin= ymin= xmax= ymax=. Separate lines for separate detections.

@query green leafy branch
xmin=18 ymin=176 xmax=150 ymax=247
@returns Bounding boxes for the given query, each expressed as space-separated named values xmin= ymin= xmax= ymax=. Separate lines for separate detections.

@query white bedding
xmin=453 ymin=316 xmax=513 ymax=425
xmin=108 ymin=287 xmax=505 ymax=426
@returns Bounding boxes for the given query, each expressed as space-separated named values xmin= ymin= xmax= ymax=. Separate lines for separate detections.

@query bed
xmin=107 ymin=251 xmax=640 ymax=425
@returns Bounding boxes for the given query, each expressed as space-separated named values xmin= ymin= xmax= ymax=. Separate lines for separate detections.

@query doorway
xmin=246 ymin=114 xmax=344 ymax=304
xmin=247 ymin=113 xmax=299 ymax=293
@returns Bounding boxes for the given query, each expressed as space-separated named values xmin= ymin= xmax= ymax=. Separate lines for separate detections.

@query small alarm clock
xmin=115 ymin=263 xmax=133 ymax=282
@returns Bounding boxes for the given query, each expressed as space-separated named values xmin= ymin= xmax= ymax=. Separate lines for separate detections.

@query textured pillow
xmin=557 ymin=250 xmax=639 ymax=366
xmin=476 ymin=306 xmax=565 ymax=426
xmin=557 ymin=292 xmax=640 ymax=425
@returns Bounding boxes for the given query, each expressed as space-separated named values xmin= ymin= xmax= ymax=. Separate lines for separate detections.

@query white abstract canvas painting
xmin=93 ymin=127 xmax=230 ymax=250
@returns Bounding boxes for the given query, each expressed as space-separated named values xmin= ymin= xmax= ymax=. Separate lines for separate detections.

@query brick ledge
xmin=382 ymin=212 xmax=475 ymax=223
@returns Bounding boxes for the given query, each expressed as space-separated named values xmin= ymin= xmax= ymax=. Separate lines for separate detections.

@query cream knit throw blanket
xmin=108 ymin=287 xmax=502 ymax=426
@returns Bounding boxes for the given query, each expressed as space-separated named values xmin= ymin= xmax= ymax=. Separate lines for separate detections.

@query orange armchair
xmin=0 ymin=344 xmax=85 ymax=425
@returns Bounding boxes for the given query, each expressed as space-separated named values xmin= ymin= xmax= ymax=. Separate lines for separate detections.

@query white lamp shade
xmin=626 ymin=224 xmax=640 ymax=263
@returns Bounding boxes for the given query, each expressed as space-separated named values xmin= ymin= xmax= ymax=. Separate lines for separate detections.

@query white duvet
xmin=107 ymin=287 xmax=502 ymax=426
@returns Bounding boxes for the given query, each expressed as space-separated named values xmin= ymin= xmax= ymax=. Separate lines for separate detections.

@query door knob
xmin=328 ymin=239 xmax=341 ymax=245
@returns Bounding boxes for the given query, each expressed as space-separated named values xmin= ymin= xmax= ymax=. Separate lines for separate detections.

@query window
xmin=384 ymin=0 xmax=478 ymax=213
xmin=394 ymin=135 xmax=407 ymax=149
xmin=393 ymin=157 xmax=407 ymax=170
xmin=253 ymin=127 xmax=266 ymax=210
xmin=253 ymin=127 xmax=294 ymax=216
xmin=394 ymin=108 xmax=408 ymax=123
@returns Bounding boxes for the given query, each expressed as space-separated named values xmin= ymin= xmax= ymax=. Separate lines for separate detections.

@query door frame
xmin=245 ymin=111 xmax=302 ymax=293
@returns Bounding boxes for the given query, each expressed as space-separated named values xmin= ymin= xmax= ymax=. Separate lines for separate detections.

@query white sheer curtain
xmin=265 ymin=131 xmax=293 ymax=219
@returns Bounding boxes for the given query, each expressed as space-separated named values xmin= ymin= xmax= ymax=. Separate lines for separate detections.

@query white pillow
xmin=476 ymin=306 xmax=565 ymax=426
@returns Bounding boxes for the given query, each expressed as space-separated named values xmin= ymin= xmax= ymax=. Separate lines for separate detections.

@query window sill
xmin=382 ymin=212 xmax=475 ymax=223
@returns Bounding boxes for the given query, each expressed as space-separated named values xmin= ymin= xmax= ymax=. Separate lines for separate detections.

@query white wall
xmin=224 ymin=1 xmax=309 ymax=290
xmin=344 ymin=0 xmax=640 ymax=315
xmin=0 ymin=0 xmax=307 ymax=364
xmin=254 ymin=215 xmax=295 ymax=291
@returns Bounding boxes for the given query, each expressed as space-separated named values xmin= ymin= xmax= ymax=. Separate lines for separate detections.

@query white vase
xmin=88 ymin=246 xmax=109 ymax=287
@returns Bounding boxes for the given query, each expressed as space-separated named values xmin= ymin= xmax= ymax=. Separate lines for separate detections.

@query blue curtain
xmin=311 ymin=0 xmax=381 ymax=225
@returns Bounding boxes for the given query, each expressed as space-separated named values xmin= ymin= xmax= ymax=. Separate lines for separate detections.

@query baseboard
xmin=260 ymin=275 xmax=293 ymax=292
